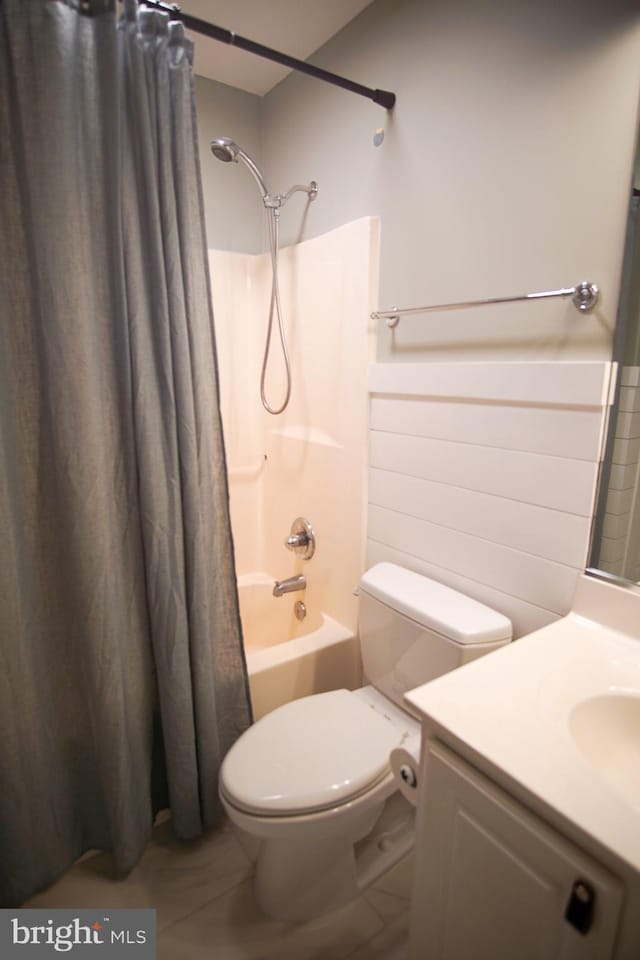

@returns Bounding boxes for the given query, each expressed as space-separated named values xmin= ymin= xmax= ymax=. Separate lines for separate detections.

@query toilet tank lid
xmin=359 ymin=563 xmax=512 ymax=644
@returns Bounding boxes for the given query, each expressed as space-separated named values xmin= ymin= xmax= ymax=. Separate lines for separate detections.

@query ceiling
xmin=180 ymin=0 xmax=375 ymax=95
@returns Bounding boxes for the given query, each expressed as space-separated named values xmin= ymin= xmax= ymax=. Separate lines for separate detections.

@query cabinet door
xmin=410 ymin=742 xmax=623 ymax=960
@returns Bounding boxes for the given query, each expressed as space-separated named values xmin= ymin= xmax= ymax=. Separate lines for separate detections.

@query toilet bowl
xmin=221 ymin=685 xmax=417 ymax=922
xmin=220 ymin=562 xmax=512 ymax=923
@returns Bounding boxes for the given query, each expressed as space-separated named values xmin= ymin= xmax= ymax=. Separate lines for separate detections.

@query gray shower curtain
xmin=0 ymin=0 xmax=251 ymax=906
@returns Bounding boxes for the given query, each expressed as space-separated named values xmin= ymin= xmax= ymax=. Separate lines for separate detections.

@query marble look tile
xmin=26 ymin=819 xmax=251 ymax=931
xmin=344 ymin=911 xmax=409 ymax=960
xmin=364 ymin=853 xmax=414 ymax=922
xmin=371 ymin=853 xmax=415 ymax=900
xmin=364 ymin=888 xmax=407 ymax=924
xmin=158 ymin=877 xmax=385 ymax=960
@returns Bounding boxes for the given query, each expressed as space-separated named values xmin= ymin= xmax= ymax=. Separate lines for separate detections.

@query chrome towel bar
xmin=371 ymin=280 xmax=599 ymax=328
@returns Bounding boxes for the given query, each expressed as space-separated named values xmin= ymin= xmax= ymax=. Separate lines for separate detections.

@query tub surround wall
xmin=211 ymin=216 xmax=378 ymax=637
xmin=208 ymin=248 xmax=266 ymax=574
xmin=367 ymin=361 xmax=613 ymax=637
xmin=260 ymin=217 xmax=378 ymax=632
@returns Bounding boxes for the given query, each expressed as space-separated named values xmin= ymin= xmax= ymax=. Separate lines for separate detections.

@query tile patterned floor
xmin=25 ymin=818 xmax=412 ymax=959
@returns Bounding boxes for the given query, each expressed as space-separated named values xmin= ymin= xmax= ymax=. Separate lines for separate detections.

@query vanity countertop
xmin=405 ymin=573 xmax=640 ymax=874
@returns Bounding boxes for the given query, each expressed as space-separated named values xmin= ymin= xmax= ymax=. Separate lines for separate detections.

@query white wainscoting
xmin=367 ymin=361 xmax=613 ymax=638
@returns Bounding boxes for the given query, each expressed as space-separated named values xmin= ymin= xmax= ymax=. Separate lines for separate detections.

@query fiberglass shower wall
xmin=210 ymin=217 xmax=379 ymax=633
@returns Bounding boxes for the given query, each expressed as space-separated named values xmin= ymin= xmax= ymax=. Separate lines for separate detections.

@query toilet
xmin=220 ymin=562 xmax=512 ymax=922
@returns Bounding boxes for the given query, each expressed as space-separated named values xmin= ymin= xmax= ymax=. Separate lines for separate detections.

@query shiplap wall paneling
xmin=367 ymin=361 xmax=612 ymax=639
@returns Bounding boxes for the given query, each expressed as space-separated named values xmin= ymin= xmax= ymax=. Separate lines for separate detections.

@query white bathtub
xmin=237 ymin=572 xmax=360 ymax=720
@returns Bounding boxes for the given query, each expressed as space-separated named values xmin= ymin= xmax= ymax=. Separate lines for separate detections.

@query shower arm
xmin=282 ymin=182 xmax=319 ymax=203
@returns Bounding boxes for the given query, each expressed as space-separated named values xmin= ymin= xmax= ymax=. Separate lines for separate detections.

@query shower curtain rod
xmin=132 ymin=1 xmax=396 ymax=109
xmin=371 ymin=281 xmax=600 ymax=328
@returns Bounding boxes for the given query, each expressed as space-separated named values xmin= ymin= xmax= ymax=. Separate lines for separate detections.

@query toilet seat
xmin=221 ymin=689 xmax=404 ymax=816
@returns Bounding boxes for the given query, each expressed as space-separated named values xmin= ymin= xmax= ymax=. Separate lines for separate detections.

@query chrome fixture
xmin=211 ymin=137 xmax=269 ymax=197
xmin=284 ymin=517 xmax=315 ymax=561
xmin=273 ymin=574 xmax=307 ymax=598
xmin=372 ymin=280 xmax=600 ymax=328
xmin=294 ymin=600 xmax=307 ymax=622
xmin=211 ymin=137 xmax=318 ymax=416
xmin=210 ymin=138 xmax=318 ymax=212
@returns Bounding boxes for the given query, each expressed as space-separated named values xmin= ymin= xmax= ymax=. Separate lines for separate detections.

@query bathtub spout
xmin=273 ymin=575 xmax=306 ymax=598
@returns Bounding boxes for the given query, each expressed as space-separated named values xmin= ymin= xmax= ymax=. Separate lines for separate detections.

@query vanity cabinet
xmin=409 ymin=741 xmax=623 ymax=960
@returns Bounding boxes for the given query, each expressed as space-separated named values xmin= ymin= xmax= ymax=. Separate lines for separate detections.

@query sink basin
xmin=569 ymin=693 xmax=640 ymax=809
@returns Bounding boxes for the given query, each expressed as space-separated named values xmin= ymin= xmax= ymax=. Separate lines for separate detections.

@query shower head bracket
xmin=263 ymin=181 xmax=319 ymax=211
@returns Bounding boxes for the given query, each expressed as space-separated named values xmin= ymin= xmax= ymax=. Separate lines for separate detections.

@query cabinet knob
xmin=564 ymin=879 xmax=595 ymax=935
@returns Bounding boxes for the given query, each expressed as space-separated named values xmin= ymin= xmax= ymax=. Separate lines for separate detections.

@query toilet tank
xmin=359 ymin=563 xmax=512 ymax=712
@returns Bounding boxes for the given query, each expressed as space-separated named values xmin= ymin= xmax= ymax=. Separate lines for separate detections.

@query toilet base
xmin=255 ymin=834 xmax=360 ymax=924
xmin=233 ymin=791 xmax=415 ymax=924
xmin=354 ymin=791 xmax=415 ymax=893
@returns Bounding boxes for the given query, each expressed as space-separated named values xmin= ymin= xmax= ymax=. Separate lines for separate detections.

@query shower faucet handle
xmin=286 ymin=532 xmax=309 ymax=549
xmin=284 ymin=517 xmax=315 ymax=561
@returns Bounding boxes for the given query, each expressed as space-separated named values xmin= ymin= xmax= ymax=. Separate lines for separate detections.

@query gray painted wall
xmin=261 ymin=0 xmax=640 ymax=361
xmin=194 ymin=0 xmax=640 ymax=361
xmin=194 ymin=75 xmax=265 ymax=254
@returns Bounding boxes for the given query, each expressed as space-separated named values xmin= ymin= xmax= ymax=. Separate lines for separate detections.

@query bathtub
xmin=237 ymin=572 xmax=361 ymax=720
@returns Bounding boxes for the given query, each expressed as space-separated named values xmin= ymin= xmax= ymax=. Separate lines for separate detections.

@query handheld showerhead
xmin=210 ymin=137 xmax=239 ymax=163
xmin=210 ymin=137 xmax=269 ymax=199
xmin=211 ymin=135 xmax=318 ymax=416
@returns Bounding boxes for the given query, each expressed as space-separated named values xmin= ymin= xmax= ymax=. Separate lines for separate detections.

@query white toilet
xmin=220 ymin=562 xmax=512 ymax=922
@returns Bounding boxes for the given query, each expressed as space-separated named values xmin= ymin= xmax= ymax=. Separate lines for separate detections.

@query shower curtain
xmin=0 ymin=0 xmax=251 ymax=906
